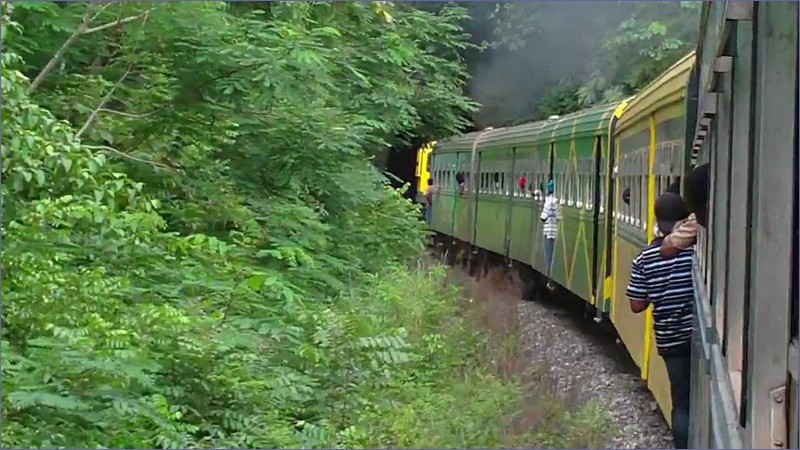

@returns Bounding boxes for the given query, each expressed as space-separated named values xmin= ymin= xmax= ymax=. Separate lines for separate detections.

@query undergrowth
xmin=2 ymin=3 xmax=611 ymax=448
xmin=444 ymin=261 xmax=617 ymax=448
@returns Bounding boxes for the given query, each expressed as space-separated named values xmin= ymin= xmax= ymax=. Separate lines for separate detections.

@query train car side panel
xmin=474 ymin=147 xmax=513 ymax=254
xmin=507 ymin=145 xmax=544 ymax=265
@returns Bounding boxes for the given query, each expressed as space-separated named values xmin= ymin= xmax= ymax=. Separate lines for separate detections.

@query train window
xmin=587 ymin=159 xmax=593 ymax=209
xmin=449 ymin=167 xmax=454 ymax=191
xmin=586 ymin=159 xmax=594 ymax=210
xmin=498 ymin=171 xmax=504 ymax=195
xmin=529 ymin=167 xmax=535 ymax=198
xmin=589 ymin=160 xmax=595 ymax=210
xmin=574 ymin=169 xmax=580 ymax=207
xmin=599 ymin=154 xmax=606 ymax=214
xmin=512 ymin=171 xmax=518 ymax=197
xmin=639 ymin=149 xmax=648 ymax=229
xmin=566 ymin=170 xmax=574 ymax=206
xmin=565 ymin=170 xmax=571 ymax=205
xmin=523 ymin=169 xmax=530 ymax=198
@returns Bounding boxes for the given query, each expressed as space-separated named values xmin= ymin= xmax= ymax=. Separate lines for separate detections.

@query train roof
xmin=434 ymin=128 xmax=504 ymax=154
xmin=616 ymin=51 xmax=696 ymax=132
xmin=434 ymin=101 xmax=627 ymax=156
xmin=527 ymin=102 xmax=622 ymax=146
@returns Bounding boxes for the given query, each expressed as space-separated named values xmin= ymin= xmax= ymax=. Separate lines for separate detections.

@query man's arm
xmin=626 ymin=257 xmax=650 ymax=313
xmin=660 ymin=215 xmax=698 ymax=258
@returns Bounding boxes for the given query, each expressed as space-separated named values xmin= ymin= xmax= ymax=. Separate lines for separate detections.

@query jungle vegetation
xmin=2 ymin=1 xmax=699 ymax=448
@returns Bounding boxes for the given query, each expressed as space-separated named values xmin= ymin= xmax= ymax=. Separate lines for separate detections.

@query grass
xmin=354 ymin=256 xmax=617 ymax=448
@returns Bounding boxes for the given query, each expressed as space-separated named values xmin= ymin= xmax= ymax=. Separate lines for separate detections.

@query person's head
xmin=683 ymin=163 xmax=709 ymax=227
xmin=546 ymin=180 xmax=555 ymax=195
xmin=667 ymin=178 xmax=681 ymax=195
xmin=455 ymin=172 xmax=465 ymax=184
xmin=654 ymin=192 xmax=690 ymax=236
xmin=428 ymin=178 xmax=434 ymax=186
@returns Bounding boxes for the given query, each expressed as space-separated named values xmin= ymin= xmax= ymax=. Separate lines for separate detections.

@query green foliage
xmin=2 ymin=1 xmax=613 ymax=447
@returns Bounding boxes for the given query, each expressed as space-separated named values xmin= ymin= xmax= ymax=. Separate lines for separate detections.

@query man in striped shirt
xmin=626 ymin=192 xmax=695 ymax=449
xmin=539 ymin=180 xmax=558 ymax=287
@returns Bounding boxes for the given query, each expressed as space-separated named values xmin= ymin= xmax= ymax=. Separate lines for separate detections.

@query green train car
xmin=423 ymin=2 xmax=798 ymax=448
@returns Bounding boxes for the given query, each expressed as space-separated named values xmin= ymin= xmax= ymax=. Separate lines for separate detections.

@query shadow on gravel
xmin=442 ymin=261 xmax=615 ymax=448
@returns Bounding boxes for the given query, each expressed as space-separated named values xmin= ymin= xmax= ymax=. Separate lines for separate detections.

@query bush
xmin=2 ymin=3 xmax=610 ymax=448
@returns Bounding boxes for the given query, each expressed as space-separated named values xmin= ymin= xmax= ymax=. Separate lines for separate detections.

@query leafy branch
xmin=28 ymin=3 xmax=151 ymax=94
xmin=76 ymin=62 xmax=133 ymax=139
xmin=84 ymin=144 xmax=173 ymax=170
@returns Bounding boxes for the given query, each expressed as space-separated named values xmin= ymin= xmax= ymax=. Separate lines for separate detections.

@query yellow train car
xmin=609 ymin=51 xmax=695 ymax=425
xmin=415 ymin=141 xmax=435 ymax=204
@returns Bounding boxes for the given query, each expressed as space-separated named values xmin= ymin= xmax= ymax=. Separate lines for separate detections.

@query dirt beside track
xmin=445 ymin=260 xmax=674 ymax=449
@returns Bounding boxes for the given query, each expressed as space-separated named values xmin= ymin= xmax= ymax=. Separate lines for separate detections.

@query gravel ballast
xmin=517 ymin=292 xmax=675 ymax=449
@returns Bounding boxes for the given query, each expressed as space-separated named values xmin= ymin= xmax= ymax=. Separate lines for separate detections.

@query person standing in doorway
xmin=626 ymin=192 xmax=695 ymax=449
xmin=425 ymin=178 xmax=436 ymax=226
xmin=540 ymin=179 xmax=558 ymax=289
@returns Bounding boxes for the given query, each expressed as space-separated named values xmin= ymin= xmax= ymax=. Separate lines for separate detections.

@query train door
xmin=590 ymin=135 xmax=603 ymax=307
xmin=503 ymin=147 xmax=517 ymax=261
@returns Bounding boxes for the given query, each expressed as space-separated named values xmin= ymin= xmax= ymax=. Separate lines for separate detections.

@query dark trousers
xmin=663 ymin=348 xmax=691 ymax=449
xmin=543 ymin=237 xmax=555 ymax=276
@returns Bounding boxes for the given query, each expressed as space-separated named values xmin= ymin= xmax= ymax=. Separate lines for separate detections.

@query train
xmin=415 ymin=2 xmax=798 ymax=448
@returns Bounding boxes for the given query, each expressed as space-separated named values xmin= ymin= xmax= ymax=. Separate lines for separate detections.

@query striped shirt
xmin=626 ymin=241 xmax=695 ymax=355
xmin=540 ymin=194 xmax=559 ymax=239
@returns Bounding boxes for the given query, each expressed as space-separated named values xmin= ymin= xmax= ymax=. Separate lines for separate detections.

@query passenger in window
xmin=425 ymin=178 xmax=436 ymax=226
xmin=667 ymin=178 xmax=681 ymax=195
xmin=519 ymin=174 xmax=527 ymax=193
xmin=540 ymin=180 xmax=559 ymax=290
xmin=627 ymin=192 xmax=695 ymax=449
xmin=660 ymin=164 xmax=709 ymax=258
xmin=455 ymin=172 xmax=466 ymax=196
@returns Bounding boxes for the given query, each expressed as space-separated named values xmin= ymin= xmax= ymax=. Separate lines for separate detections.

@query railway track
xmin=438 ymin=248 xmax=674 ymax=448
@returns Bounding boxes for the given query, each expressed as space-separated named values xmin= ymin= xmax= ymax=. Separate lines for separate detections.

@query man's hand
xmin=660 ymin=237 xmax=682 ymax=258
xmin=630 ymin=299 xmax=650 ymax=314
